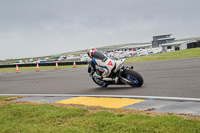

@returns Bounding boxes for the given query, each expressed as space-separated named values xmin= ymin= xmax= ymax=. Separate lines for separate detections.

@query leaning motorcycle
xmin=88 ymin=58 xmax=143 ymax=87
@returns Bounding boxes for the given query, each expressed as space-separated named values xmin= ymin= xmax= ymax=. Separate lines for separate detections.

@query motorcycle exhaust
xmin=102 ymin=78 xmax=113 ymax=81
xmin=93 ymin=73 xmax=114 ymax=81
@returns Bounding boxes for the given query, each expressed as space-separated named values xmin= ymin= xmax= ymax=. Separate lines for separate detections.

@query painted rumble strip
xmin=57 ymin=96 xmax=146 ymax=108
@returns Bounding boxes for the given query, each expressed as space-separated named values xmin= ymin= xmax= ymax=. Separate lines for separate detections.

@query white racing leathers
xmin=92 ymin=52 xmax=115 ymax=78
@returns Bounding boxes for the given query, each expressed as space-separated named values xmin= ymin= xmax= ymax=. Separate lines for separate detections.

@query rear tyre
xmin=92 ymin=76 xmax=109 ymax=87
xmin=121 ymin=69 xmax=143 ymax=87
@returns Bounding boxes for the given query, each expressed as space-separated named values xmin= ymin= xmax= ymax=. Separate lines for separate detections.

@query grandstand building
xmin=152 ymin=34 xmax=175 ymax=48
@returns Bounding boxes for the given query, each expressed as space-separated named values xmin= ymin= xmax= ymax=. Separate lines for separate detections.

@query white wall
xmin=180 ymin=43 xmax=187 ymax=50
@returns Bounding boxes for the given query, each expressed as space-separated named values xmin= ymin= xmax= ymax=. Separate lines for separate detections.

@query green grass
xmin=0 ymin=101 xmax=199 ymax=133
xmin=0 ymin=96 xmax=24 ymax=101
xmin=0 ymin=96 xmax=17 ymax=101
xmin=0 ymin=65 xmax=87 ymax=72
xmin=125 ymin=47 xmax=200 ymax=63
xmin=0 ymin=96 xmax=11 ymax=101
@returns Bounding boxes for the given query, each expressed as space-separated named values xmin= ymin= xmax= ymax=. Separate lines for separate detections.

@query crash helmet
xmin=87 ymin=47 xmax=97 ymax=58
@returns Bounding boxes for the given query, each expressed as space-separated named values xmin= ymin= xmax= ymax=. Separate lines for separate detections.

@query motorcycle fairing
xmin=113 ymin=59 xmax=125 ymax=73
xmin=92 ymin=57 xmax=116 ymax=77
xmin=93 ymin=58 xmax=109 ymax=73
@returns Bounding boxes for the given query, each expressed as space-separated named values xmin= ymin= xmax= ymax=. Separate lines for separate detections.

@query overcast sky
xmin=0 ymin=0 xmax=200 ymax=60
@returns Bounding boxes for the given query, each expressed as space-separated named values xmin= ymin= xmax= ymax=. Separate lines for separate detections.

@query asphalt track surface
xmin=0 ymin=57 xmax=200 ymax=98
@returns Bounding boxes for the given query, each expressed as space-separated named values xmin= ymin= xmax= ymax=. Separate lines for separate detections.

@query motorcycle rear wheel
xmin=121 ymin=69 xmax=143 ymax=87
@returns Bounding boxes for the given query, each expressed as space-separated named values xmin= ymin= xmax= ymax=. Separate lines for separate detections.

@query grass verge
xmin=0 ymin=96 xmax=25 ymax=102
xmin=0 ymin=96 xmax=200 ymax=133
xmin=125 ymin=47 xmax=200 ymax=63
xmin=0 ymin=65 xmax=87 ymax=72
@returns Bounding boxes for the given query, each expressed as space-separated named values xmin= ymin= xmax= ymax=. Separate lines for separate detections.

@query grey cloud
xmin=0 ymin=0 xmax=200 ymax=59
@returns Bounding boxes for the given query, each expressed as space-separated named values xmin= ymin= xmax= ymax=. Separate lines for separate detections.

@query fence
xmin=0 ymin=61 xmax=88 ymax=68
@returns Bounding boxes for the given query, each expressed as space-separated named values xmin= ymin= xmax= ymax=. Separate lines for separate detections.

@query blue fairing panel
xmin=93 ymin=58 xmax=108 ymax=71
xmin=93 ymin=58 xmax=98 ymax=65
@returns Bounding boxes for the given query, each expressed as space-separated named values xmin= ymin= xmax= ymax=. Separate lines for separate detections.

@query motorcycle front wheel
xmin=121 ymin=69 xmax=143 ymax=87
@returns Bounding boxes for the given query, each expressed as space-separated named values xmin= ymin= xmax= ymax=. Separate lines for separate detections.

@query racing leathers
xmin=88 ymin=51 xmax=115 ymax=78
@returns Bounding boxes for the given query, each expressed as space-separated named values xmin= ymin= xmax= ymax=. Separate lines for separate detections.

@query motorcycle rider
xmin=87 ymin=47 xmax=116 ymax=80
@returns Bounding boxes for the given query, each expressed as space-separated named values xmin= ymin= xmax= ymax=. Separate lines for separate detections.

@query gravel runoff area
xmin=12 ymin=95 xmax=200 ymax=116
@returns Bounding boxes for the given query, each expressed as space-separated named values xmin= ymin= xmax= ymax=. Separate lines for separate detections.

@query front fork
xmin=118 ymin=66 xmax=134 ymax=85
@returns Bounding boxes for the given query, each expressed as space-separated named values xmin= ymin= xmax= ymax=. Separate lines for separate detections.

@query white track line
xmin=1 ymin=94 xmax=200 ymax=102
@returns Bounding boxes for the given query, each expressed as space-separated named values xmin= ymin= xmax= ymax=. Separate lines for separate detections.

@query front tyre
xmin=92 ymin=76 xmax=109 ymax=87
xmin=121 ymin=69 xmax=143 ymax=87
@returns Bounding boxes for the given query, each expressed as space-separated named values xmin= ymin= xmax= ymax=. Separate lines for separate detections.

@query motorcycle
xmin=88 ymin=58 xmax=143 ymax=87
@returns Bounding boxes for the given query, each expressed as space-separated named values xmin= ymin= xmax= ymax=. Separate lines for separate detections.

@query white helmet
xmin=87 ymin=47 xmax=97 ymax=58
